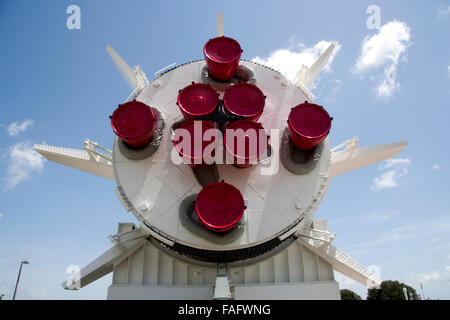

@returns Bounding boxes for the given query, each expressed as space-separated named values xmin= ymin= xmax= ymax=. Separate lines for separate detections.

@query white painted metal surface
xmin=63 ymin=223 xmax=149 ymax=290
xmin=330 ymin=139 xmax=407 ymax=178
xmin=214 ymin=275 xmax=231 ymax=299
xmin=65 ymin=220 xmax=380 ymax=300
xmin=72 ymin=222 xmax=340 ymax=299
xmin=297 ymin=220 xmax=382 ymax=287
xmin=217 ymin=12 xmax=224 ymax=37
xmin=106 ymin=45 xmax=149 ymax=91
xmin=112 ymin=60 xmax=331 ymax=251
xmin=106 ymin=45 xmax=138 ymax=89
xmin=34 ymin=141 xmax=115 ymax=180
xmin=294 ymin=43 xmax=336 ymax=90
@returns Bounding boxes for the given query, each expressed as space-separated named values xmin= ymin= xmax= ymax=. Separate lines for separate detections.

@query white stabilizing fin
xmin=34 ymin=143 xmax=115 ymax=181
xmin=106 ymin=45 xmax=138 ymax=89
xmin=297 ymin=220 xmax=382 ymax=287
xmin=62 ymin=223 xmax=149 ymax=289
xmin=330 ymin=139 xmax=407 ymax=178
xmin=217 ymin=12 xmax=224 ymax=37
xmin=299 ymin=238 xmax=382 ymax=287
xmin=294 ymin=43 xmax=335 ymax=90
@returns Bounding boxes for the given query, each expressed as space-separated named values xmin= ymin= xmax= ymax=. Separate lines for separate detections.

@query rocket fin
xmin=34 ymin=143 xmax=115 ymax=181
xmin=106 ymin=45 xmax=138 ymax=89
xmin=330 ymin=140 xmax=407 ymax=178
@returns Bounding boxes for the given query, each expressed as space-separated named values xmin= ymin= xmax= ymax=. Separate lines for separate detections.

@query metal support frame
xmin=83 ymin=139 xmax=112 ymax=164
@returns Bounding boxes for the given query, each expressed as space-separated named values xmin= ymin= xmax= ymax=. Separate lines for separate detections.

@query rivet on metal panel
xmin=138 ymin=201 xmax=151 ymax=213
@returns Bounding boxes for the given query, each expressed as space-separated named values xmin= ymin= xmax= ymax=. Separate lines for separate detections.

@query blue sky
xmin=0 ymin=0 xmax=449 ymax=299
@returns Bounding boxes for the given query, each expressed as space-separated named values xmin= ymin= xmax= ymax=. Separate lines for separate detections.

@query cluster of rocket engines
xmin=110 ymin=36 xmax=332 ymax=233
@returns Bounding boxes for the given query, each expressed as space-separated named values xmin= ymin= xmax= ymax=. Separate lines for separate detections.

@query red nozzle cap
xmin=203 ymin=36 xmax=242 ymax=63
xmin=287 ymin=102 xmax=331 ymax=150
xmin=195 ymin=181 xmax=245 ymax=232
xmin=177 ymin=83 xmax=219 ymax=119
xmin=223 ymin=82 xmax=265 ymax=120
xmin=111 ymin=101 xmax=156 ymax=148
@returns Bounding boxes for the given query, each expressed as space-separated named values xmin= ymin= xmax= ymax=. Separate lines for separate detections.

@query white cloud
xmin=353 ymin=20 xmax=411 ymax=100
xmin=362 ymin=209 xmax=396 ymax=222
xmin=28 ymin=287 xmax=50 ymax=299
xmin=0 ymin=213 xmax=3 ymax=219
xmin=430 ymin=237 xmax=439 ymax=243
xmin=0 ymin=284 xmax=9 ymax=296
xmin=7 ymin=119 xmax=34 ymax=137
xmin=4 ymin=142 xmax=45 ymax=191
xmin=433 ymin=164 xmax=441 ymax=170
xmin=372 ymin=157 xmax=411 ymax=191
xmin=437 ymin=5 xmax=450 ymax=19
xmin=252 ymin=40 xmax=341 ymax=85
xmin=411 ymin=266 xmax=450 ymax=285
xmin=372 ymin=171 xmax=398 ymax=190
xmin=335 ymin=272 xmax=357 ymax=288
xmin=379 ymin=158 xmax=412 ymax=169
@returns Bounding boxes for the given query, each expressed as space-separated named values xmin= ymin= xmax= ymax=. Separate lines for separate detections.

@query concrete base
xmin=107 ymin=281 xmax=340 ymax=300
xmin=108 ymin=285 xmax=214 ymax=300
xmin=234 ymin=281 xmax=340 ymax=300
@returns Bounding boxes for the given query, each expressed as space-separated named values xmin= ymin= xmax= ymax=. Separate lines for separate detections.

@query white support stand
xmin=297 ymin=220 xmax=381 ymax=288
xmin=330 ymin=139 xmax=408 ymax=178
xmin=214 ymin=264 xmax=231 ymax=300
xmin=34 ymin=141 xmax=115 ymax=181
xmin=62 ymin=221 xmax=382 ymax=299
xmin=63 ymin=223 xmax=149 ymax=290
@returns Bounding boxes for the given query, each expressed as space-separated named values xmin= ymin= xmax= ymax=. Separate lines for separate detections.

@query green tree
xmin=340 ymin=289 xmax=362 ymax=300
xmin=367 ymin=280 xmax=421 ymax=300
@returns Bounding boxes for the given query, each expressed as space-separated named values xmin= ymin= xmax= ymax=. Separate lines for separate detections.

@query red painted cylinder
xmin=287 ymin=102 xmax=331 ymax=151
xmin=223 ymin=82 xmax=265 ymax=121
xmin=111 ymin=101 xmax=156 ymax=149
xmin=224 ymin=120 xmax=268 ymax=168
xmin=195 ymin=181 xmax=245 ymax=232
xmin=203 ymin=36 xmax=242 ymax=81
xmin=172 ymin=120 xmax=218 ymax=168
xmin=177 ymin=83 xmax=219 ymax=120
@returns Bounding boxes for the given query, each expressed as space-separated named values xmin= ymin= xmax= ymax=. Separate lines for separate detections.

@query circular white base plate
xmin=113 ymin=60 xmax=331 ymax=251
